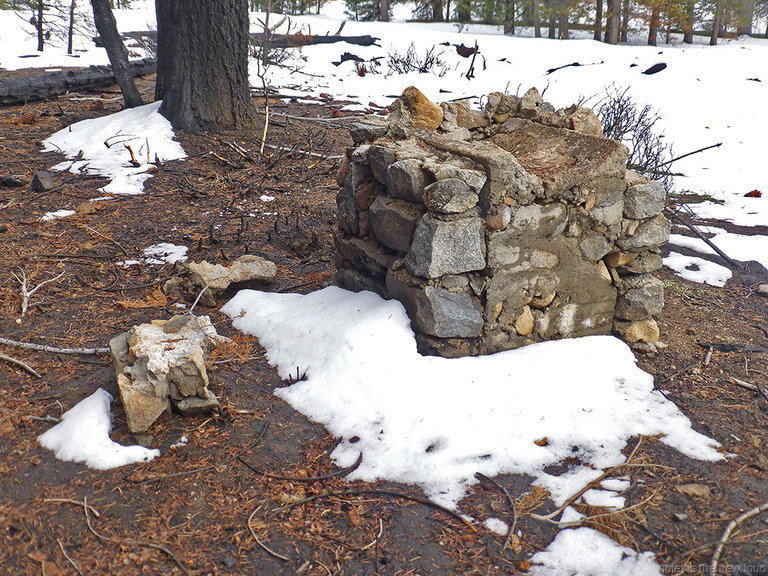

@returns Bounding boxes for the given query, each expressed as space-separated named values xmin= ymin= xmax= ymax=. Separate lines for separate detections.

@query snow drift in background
xmin=223 ymin=286 xmax=722 ymax=509
xmin=43 ymin=101 xmax=185 ymax=195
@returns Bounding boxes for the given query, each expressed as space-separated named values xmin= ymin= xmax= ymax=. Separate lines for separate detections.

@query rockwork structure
xmin=334 ymin=87 xmax=669 ymax=357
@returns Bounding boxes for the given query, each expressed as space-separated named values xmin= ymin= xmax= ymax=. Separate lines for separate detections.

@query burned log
xmin=98 ymin=30 xmax=380 ymax=50
xmin=0 ymin=58 xmax=156 ymax=107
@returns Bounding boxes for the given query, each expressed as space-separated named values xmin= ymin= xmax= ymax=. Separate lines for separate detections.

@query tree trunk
xmin=379 ymin=0 xmax=389 ymax=21
xmin=648 ymin=3 xmax=661 ymax=45
xmin=683 ymin=0 xmax=694 ymax=43
xmin=68 ymin=0 xmax=76 ymax=55
xmin=548 ymin=16 xmax=556 ymax=38
xmin=557 ymin=7 xmax=568 ymax=38
xmin=710 ymin=2 xmax=723 ymax=44
xmin=91 ymin=0 xmax=143 ymax=108
xmin=620 ymin=0 xmax=628 ymax=42
xmin=532 ymin=0 xmax=541 ymax=36
xmin=155 ymin=0 xmax=256 ymax=132
xmin=736 ymin=0 xmax=753 ymax=35
xmin=456 ymin=0 xmax=471 ymax=21
xmin=504 ymin=0 xmax=515 ymax=33
xmin=594 ymin=0 xmax=602 ymax=40
xmin=605 ymin=0 xmax=619 ymax=43
xmin=37 ymin=1 xmax=44 ymax=51
xmin=431 ymin=0 xmax=444 ymax=21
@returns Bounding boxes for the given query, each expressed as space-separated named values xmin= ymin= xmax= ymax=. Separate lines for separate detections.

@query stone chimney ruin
xmin=334 ymin=87 xmax=669 ymax=357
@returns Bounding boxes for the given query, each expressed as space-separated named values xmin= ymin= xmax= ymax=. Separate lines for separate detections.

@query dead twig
xmin=247 ymin=507 xmax=291 ymax=562
xmin=57 ymin=538 xmax=85 ymax=576
xmin=0 ymin=336 xmax=108 ymax=355
xmin=82 ymin=497 xmax=190 ymax=575
xmin=532 ymin=437 xmax=643 ymax=522
xmin=664 ymin=208 xmax=742 ymax=270
xmin=262 ymin=142 xmax=343 ymax=161
xmin=710 ymin=500 xmax=768 ymax=574
xmin=78 ymin=224 xmax=129 ymax=255
xmin=269 ymin=488 xmax=475 ymax=530
xmin=728 ymin=376 xmax=768 ymax=405
xmin=0 ymin=352 xmax=41 ymax=378
xmin=237 ymin=451 xmax=362 ymax=481
xmin=11 ymin=267 xmax=65 ymax=319
xmin=133 ymin=419 xmax=270 ymax=484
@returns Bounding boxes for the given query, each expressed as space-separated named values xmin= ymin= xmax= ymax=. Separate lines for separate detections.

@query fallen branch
xmin=654 ymin=142 xmax=722 ymax=170
xmin=710 ymin=499 xmax=768 ymax=574
xmin=728 ymin=376 xmax=768 ymax=404
xmin=0 ymin=336 xmax=108 ymax=355
xmin=78 ymin=224 xmax=129 ymax=255
xmin=11 ymin=267 xmax=66 ymax=319
xmin=0 ymin=352 xmax=41 ymax=378
xmin=664 ymin=208 xmax=742 ymax=270
xmin=262 ymin=142 xmax=343 ymax=160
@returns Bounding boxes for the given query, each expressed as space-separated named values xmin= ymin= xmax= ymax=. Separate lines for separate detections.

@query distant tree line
xmin=248 ymin=0 xmax=767 ymax=43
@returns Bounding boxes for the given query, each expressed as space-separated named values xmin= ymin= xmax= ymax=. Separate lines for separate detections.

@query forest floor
xmin=1 ymin=74 xmax=768 ymax=576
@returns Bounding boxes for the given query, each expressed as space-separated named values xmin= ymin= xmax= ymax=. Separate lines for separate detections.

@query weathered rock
xmin=31 ymin=170 xmax=54 ymax=192
xmin=349 ymin=119 xmax=388 ymax=144
xmin=335 ymin=267 xmax=387 ymax=296
xmin=387 ymin=271 xmax=483 ymax=338
xmin=624 ymin=181 xmax=666 ymax=219
xmin=440 ymin=100 xmax=488 ymax=130
xmin=351 ymin=144 xmax=371 ymax=164
xmin=173 ymin=391 xmax=219 ymax=416
xmin=353 ymin=177 xmax=377 ymax=210
xmin=562 ymin=105 xmax=603 ymax=136
xmin=369 ymin=144 xmax=397 ymax=184
xmin=617 ymin=214 xmax=671 ymax=250
xmin=387 ymin=158 xmax=432 ymax=203
xmin=423 ymin=178 xmax=479 ymax=214
xmin=615 ymin=274 xmax=665 ymax=320
xmin=604 ymin=251 xmax=637 ymax=267
xmin=505 ymin=203 xmax=568 ymax=238
xmin=369 ymin=195 xmax=425 ymax=253
xmin=417 ymin=133 xmax=543 ymax=211
xmin=514 ymin=305 xmax=535 ymax=335
xmin=579 ymin=234 xmax=612 ymax=262
xmin=676 ymin=483 xmax=711 ymax=499
xmin=614 ymin=318 xmax=660 ymax=343
xmin=405 ymin=215 xmax=485 ymax=278
xmin=335 ymin=236 xmax=396 ymax=279
xmin=336 ymin=157 xmax=350 ymax=187
xmin=423 ymin=161 xmax=487 ymax=193
xmin=110 ymin=315 xmax=228 ymax=433
xmin=388 ymin=86 xmax=443 ymax=133
xmin=617 ymin=251 xmax=663 ymax=274
xmin=185 ymin=255 xmax=277 ymax=303
xmin=1 ymin=175 xmax=27 ymax=187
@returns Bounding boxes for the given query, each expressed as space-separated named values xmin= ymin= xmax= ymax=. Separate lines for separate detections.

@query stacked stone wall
xmin=334 ymin=87 xmax=669 ymax=357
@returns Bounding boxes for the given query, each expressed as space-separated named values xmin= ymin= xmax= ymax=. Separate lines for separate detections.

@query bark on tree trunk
xmin=620 ymin=0 xmax=628 ymax=42
xmin=558 ymin=9 xmax=568 ymax=38
xmin=90 ymin=0 xmax=143 ymax=108
xmin=594 ymin=0 xmax=602 ymax=41
xmin=605 ymin=0 xmax=619 ymax=43
xmin=710 ymin=3 xmax=723 ymax=45
xmin=648 ymin=3 xmax=661 ymax=45
xmin=379 ymin=0 xmax=389 ymax=22
xmin=683 ymin=0 xmax=694 ymax=43
xmin=37 ymin=1 xmax=44 ymax=51
xmin=532 ymin=0 xmax=541 ymax=36
xmin=737 ymin=0 xmax=753 ymax=35
xmin=155 ymin=0 xmax=256 ymax=132
xmin=548 ymin=16 xmax=556 ymax=38
xmin=504 ymin=0 xmax=515 ymax=34
xmin=67 ymin=0 xmax=76 ymax=54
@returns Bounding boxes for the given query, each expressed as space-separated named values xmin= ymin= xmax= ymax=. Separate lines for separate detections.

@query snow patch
xmin=38 ymin=389 xmax=159 ymax=470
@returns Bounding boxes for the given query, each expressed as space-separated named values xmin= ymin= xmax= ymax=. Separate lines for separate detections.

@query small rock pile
xmin=109 ymin=315 xmax=229 ymax=433
xmin=335 ymin=87 xmax=669 ymax=357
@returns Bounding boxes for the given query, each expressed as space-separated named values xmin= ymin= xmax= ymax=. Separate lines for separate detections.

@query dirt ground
xmin=1 ymin=74 xmax=768 ymax=576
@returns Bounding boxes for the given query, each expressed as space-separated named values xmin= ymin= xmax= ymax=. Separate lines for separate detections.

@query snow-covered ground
xmin=5 ymin=2 xmax=765 ymax=573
